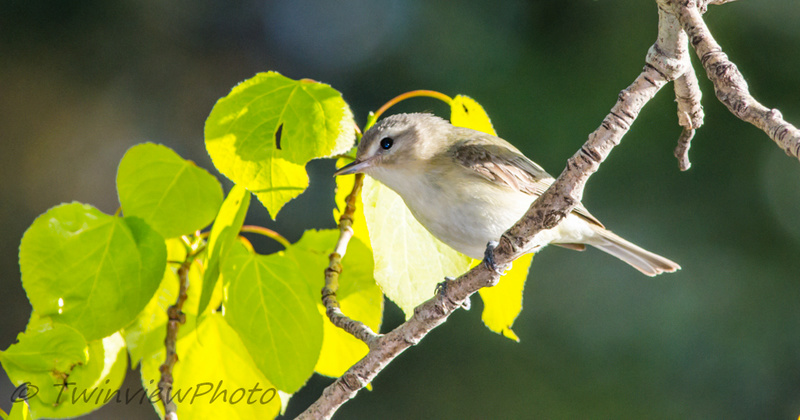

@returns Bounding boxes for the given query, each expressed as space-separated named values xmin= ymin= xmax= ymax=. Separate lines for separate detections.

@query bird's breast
xmin=370 ymin=166 xmax=533 ymax=259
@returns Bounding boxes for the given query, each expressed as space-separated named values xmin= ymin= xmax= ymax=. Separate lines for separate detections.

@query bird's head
xmin=334 ymin=113 xmax=451 ymax=177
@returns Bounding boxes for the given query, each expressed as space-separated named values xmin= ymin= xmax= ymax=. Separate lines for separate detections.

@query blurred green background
xmin=2 ymin=1 xmax=799 ymax=418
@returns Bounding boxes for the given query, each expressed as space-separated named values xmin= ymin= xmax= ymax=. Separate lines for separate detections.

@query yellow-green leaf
xmin=140 ymin=314 xmax=281 ymax=419
xmin=117 ymin=143 xmax=223 ymax=239
xmin=334 ymin=159 xmax=370 ymax=245
xmin=19 ymin=202 xmax=166 ymax=340
xmin=449 ymin=94 xmax=497 ymax=136
xmin=0 ymin=323 xmax=87 ymax=377
xmin=223 ymin=243 xmax=323 ymax=393
xmin=1 ymin=324 xmax=127 ymax=420
xmin=7 ymin=401 xmax=31 ymax=420
xmin=361 ymin=176 xmax=473 ymax=319
xmin=283 ymin=229 xmax=382 ymax=378
xmin=198 ymin=184 xmax=250 ymax=316
xmin=205 ymin=71 xmax=355 ymax=218
xmin=478 ymin=253 xmax=533 ymax=342
xmin=122 ymin=238 xmax=216 ymax=367
xmin=30 ymin=333 xmax=127 ymax=419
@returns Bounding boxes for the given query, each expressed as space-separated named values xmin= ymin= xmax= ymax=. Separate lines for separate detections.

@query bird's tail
xmin=587 ymin=227 xmax=680 ymax=277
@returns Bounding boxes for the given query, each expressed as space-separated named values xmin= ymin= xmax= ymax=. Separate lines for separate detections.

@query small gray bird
xmin=335 ymin=113 xmax=679 ymax=276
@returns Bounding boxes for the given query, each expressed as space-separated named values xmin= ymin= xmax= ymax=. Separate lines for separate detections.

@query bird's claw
xmin=434 ymin=277 xmax=454 ymax=295
xmin=483 ymin=241 xmax=508 ymax=275
xmin=435 ymin=277 xmax=470 ymax=310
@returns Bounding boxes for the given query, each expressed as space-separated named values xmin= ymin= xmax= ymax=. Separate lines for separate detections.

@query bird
xmin=334 ymin=113 xmax=679 ymax=276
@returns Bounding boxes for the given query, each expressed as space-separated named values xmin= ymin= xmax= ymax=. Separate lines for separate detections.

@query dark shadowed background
xmin=2 ymin=1 xmax=799 ymax=418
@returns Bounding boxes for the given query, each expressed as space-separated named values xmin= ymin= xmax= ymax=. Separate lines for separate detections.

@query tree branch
xmin=497 ymin=66 xmax=672 ymax=260
xmin=674 ymin=0 xmax=800 ymax=161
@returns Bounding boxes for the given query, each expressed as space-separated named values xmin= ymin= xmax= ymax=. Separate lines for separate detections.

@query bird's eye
xmin=379 ymin=137 xmax=394 ymax=150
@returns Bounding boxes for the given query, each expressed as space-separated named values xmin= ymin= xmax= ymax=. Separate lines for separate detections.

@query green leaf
xmin=361 ymin=176 xmax=474 ymax=319
xmin=198 ymin=184 xmax=251 ymax=316
xmin=121 ymin=270 xmax=172 ymax=368
xmin=19 ymin=202 xmax=166 ymax=340
xmin=333 ymin=159 xmax=371 ymax=244
xmin=205 ymin=71 xmax=355 ymax=218
xmin=223 ymin=242 xmax=323 ymax=393
xmin=283 ymin=229 xmax=383 ymax=378
xmin=449 ymin=94 xmax=497 ymax=136
xmin=28 ymin=333 xmax=127 ymax=419
xmin=478 ymin=253 xmax=533 ymax=341
xmin=0 ymin=323 xmax=87 ymax=375
xmin=117 ymin=143 xmax=224 ymax=239
xmin=123 ymin=238 xmax=213 ymax=367
xmin=1 ymin=324 xmax=127 ymax=419
xmin=7 ymin=401 xmax=31 ymax=420
xmin=140 ymin=314 xmax=282 ymax=419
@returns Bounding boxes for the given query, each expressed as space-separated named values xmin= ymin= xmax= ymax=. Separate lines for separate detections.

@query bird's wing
xmin=449 ymin=131 xmax=605 ymax=228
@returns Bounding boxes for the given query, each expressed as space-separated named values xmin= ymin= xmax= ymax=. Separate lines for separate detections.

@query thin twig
xmin=673 ymin=67 xmax=704 ymax=170
xmin=321 ymin=173 xmax=380 ymax=345
xmin=158 ymin=258 xmax=192 ymax=420
xmin=652 ymin=0 xmax=703 ymax=170
xmin=674 ymin=127 xmax=696 ymax=170
xmin=701 ymin=0 xmax=738 ymax=13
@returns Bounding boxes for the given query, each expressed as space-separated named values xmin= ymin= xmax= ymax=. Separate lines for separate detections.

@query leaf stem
xmin=373 ymin=90 xmax=453 ymax=120
xmin=237 ymin=236 xmax=255 ymax=253
xmin=240 ymin=225 xmax=291 ymax=249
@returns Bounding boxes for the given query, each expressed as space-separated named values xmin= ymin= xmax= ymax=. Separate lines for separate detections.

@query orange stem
xmin=373 ymin=90 xmax=453 ymax=120
xmin=240 ymin=225 xmax=291 ymax=249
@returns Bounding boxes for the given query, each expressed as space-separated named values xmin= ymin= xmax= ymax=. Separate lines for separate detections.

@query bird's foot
xmin=483 ymin=241 xmax=509 ymax=276
xmin=435 ymin=277 xmax=470 ymax=310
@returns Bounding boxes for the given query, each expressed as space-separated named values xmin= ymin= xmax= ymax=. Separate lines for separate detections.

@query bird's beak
xmin=333 ymin=158 xmax=372 ymax=176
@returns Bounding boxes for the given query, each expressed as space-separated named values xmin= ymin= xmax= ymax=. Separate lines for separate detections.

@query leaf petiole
xmin=372 ymin=90 xmax=453 ymax=121
xmin=240 ymin=225 xmax=292 ymax=249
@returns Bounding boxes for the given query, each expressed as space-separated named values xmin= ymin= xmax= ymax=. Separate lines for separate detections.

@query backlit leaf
xmin=117 ymin=143 xmax=223 ymax=239
xmin=283 ymin=229 xmax=382 ymax=378
xmin=333 ymin=159 xmax=370 ymax=246
xmin=19 ymin=203 xmax=166 ymax=340
xmin=0 ymin=323 xmax=87 ymax=375
xmin=198 ymin=184 xmax=250 ymax=316
xmin=28 ymin=333 xmax=127 ymax=419
xmin=450 ymin=94 xmax=497 ymax=136
xmin=361 ymin=177 xmax=473 ymax=319
xmin=122 ymin=238 xmax=213 ymax=367
xmin=140 ymin=314 xmax=281 ymax=419
xmin=478 ymin=253 xmax=533 ymax=341
xmin=205 ymin=71 xmax=355 ymax=218
xmin=223 ymin=242 xmax=323 ymax=393
xmin=1 ymin=324 xmax=127 ymax=419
